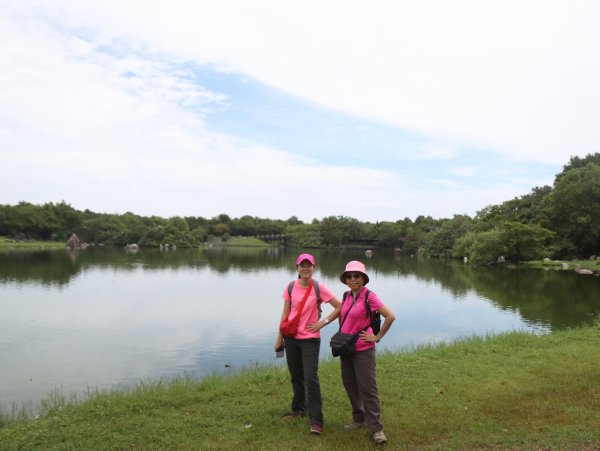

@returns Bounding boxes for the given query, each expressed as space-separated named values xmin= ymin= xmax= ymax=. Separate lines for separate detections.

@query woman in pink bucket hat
xmin=337 ymin=260 xmax=396 ymax=444
xmin=275 ymin=253 xmax=342 ymax=435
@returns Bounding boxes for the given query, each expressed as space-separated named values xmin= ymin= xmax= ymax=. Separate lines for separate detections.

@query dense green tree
xmin=402 ymin=228 xmax=428 ymax=256
xmin=184 ymin=216 xmax=208 ymax=231
xmin=319 ymin=216 xmax=363 ymax=247
xmin=0 ymin=205 xmax=8 ymax=236
xmin=454 ymin=222 xmax=554 ymax=265
xmin=549 ymin=163 xmax=600 ymax=256
xmin=427 ymin=215 xmax=474 ymax=257
xmin=212 ymin=214 xmax=232 ymax=226
xmin=209 ymin=223 xmax=230 ymax=237
xmin=452 ymin=231 xmax=477 ymax=261
xmin=120 ymin=212 xmax=145 ymax=244
xmin=231 ymin=215 xmax=258 ymax=236
xmin=80 ymin=214 xmax=125 ymax=244
xmin=139 ymin=216 xmax=167 ymax=246
xmin=374 ymin=221 xmax=405 ymax=249
xmin=286 ymin=223 xmax=321 ymax=248
xmin=0 ymin=202 xmax=48 ymax=239
xmin=463 ymin=229 xmax=504 ymax=265
xmin=164 ymin=216 xmax=194 ymax=246
xmin=477 ymin=186 xmax=552 ymax=227
xmin=191 ymin=226 xmax=208 ymax=242
xmin=400 ymin=215 xmax=435 ymax=255
xmin=286 ymin=216 xmax=303 ymax=226
xmin=497 ymin=222 xmax=554 ymax=261
xmin=256 ymin=218 xmax=286 ymax=235
xmin=554 ymin=152 xmax=600 ymax=183
xmin=413 ymin=215 xmax=436 ymax=233
xmin=361 ymin=221 xmax=378 ymax=240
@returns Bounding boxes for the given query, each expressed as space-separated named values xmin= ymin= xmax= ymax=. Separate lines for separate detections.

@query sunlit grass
xmin=220 ymin=236 xmax=271 ymax=247
xmin=0 ymin=237 xmax=64 ymax=251
xmin=524 ymin=258 xmax=599 ymax=272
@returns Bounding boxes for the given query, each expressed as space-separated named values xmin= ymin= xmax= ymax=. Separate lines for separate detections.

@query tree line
xmin=1 ymin=153 xmax=599 ymax=265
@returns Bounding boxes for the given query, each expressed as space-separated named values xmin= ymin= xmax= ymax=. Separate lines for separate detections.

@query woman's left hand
xmin=359 ymin=331 xmax=379 ymax=342
xmin=307 ymin=321 xmax=323 ymax=331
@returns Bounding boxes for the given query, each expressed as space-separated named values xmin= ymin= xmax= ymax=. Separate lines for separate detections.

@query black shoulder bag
xmin=329 ymin=291 xmax=366 ymax=357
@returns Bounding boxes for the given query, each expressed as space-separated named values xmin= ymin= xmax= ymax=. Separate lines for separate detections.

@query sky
xmin=1 ymin=1 xmax=599 ymax=223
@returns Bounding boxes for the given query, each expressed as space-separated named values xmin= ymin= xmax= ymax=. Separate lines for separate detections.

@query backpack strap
xmin=364 ymin=289 xmax=372 ymax=318
xmin=288 ymin=279 xmax=321 ymax=302
xmin=364 ymin=289 xmax=382 ymax=335
xmin=314 ymin=280 xmax=321 ymax=303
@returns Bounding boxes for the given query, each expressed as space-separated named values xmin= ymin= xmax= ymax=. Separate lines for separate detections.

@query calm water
xmin=1 ymin=247 xmax=599 ymax=412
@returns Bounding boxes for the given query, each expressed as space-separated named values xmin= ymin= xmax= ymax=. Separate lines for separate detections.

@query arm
xmin=307 ymin=297 xmax=342 ymax=331
xmin=274 ymin=299 xmax=291 ymax=351
xmin=360 ymin=305 xmax=396 ymax=343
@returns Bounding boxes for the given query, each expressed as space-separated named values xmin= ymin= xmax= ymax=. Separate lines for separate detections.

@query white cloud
xmin=450 ymin=167 xmax=478 ymax=178
xmin=1 ymin=1 xmax=597 ymax=221
xmin=17 ymin=0 xmax=598 ymax=164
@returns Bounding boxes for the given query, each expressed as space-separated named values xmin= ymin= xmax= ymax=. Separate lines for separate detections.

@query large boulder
xmin=66 ymin=233 xmax=80 ymax=250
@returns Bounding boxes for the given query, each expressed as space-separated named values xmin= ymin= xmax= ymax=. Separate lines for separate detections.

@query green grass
xmin=1 ymin=325 xmax=599 ymax=450
xmin=524 ymin=259 xmax=599 ymax=272
xmin=0 ymin=236 xmax=272 ymax=250
xmin=0 ymin=237 xmax=65 ymax=251
xmin=220 ymin=236 xmax=271 ymax=247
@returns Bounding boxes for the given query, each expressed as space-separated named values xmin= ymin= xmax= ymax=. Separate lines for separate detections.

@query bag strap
xmin=289 ymin=279 xmax=321 ymax=317
xmin=288 ymin=280 xmax=314 ymax=320
xmin=338 ymin=289 xmax=365 ymax=330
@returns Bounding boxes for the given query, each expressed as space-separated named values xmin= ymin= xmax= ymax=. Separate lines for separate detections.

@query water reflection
xmin=1 ymin=247 xmax=599 ymax=412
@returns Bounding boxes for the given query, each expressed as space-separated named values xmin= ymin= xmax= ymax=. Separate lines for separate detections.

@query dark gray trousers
xmin=284 ymin=337 xmax=323 ymax=426
xmin=340 ymin=347 xmax=383 ymax=433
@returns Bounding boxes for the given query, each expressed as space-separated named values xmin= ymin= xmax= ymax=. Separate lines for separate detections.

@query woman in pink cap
xmin=338 ymin=260 xmax=396 ymax=444
xmin=275 ymin=253 xmax=342 ymax=435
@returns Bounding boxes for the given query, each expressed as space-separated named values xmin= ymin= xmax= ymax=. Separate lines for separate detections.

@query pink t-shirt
xmin=282 ymin=280 xmax=335 ymax=339
xmin=338 ymin=287 xmax=384 ymax=352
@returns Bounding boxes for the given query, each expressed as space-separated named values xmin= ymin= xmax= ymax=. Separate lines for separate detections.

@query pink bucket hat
xmin=296 ymin=253 xmax=315 ymax=266
xmin=340 ymin=260 xmax=369 ymax=285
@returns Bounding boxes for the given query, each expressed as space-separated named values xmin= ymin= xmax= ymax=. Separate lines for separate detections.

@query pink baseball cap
xmin=296 ymin=253 xmax=315 ymax=266
xmin=340 ymin=260 xmax=370 ymax=285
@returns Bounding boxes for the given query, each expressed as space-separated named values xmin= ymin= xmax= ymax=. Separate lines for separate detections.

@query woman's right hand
xmin=274 ymin=335 xmax=284 ymax=351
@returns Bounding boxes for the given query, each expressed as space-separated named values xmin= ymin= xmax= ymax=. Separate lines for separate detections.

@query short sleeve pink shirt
xmin=282 ymin=280 xmax=335 ymax=339
xmin=339 ymin=287 xmax=384 ymax=352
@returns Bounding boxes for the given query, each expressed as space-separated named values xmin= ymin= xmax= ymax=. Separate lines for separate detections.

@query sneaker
xmin=344 ymin=422 xmax=365 ymax=430
xmin=373 ymin=430 xmax=387 ymax=444
xmin=310 ymin=424 xmax=322 ymax=435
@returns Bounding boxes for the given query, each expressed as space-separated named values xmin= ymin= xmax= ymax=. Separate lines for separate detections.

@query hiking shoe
xmin=373 ymin=430 xmax=387 ymax=444
xmin=344 ymin=422 xmax=365 ymax=430
xmin=310 ymin=424 xmax=322 ymax=435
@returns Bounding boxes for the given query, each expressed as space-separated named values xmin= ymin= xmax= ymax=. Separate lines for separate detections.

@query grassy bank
xmin=1 ymin=325 xmax=599 ymax=450
xmin=524 ymin=259 xmax=599 ymax=272
xmin=0 ymin=237 xmax=65 ymax=251
xmin=0 ymin=236 xmax=272 ymax=251
xmin=217 ymin=236 xmax=271 ymax=247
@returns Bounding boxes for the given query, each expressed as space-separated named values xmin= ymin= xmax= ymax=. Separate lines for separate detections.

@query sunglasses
xmin=345 ymin=272 xmax=363 ymax=280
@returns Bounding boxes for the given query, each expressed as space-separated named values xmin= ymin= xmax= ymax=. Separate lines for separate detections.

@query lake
xmin=1 ymin=246 xmax=599 ymax=413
